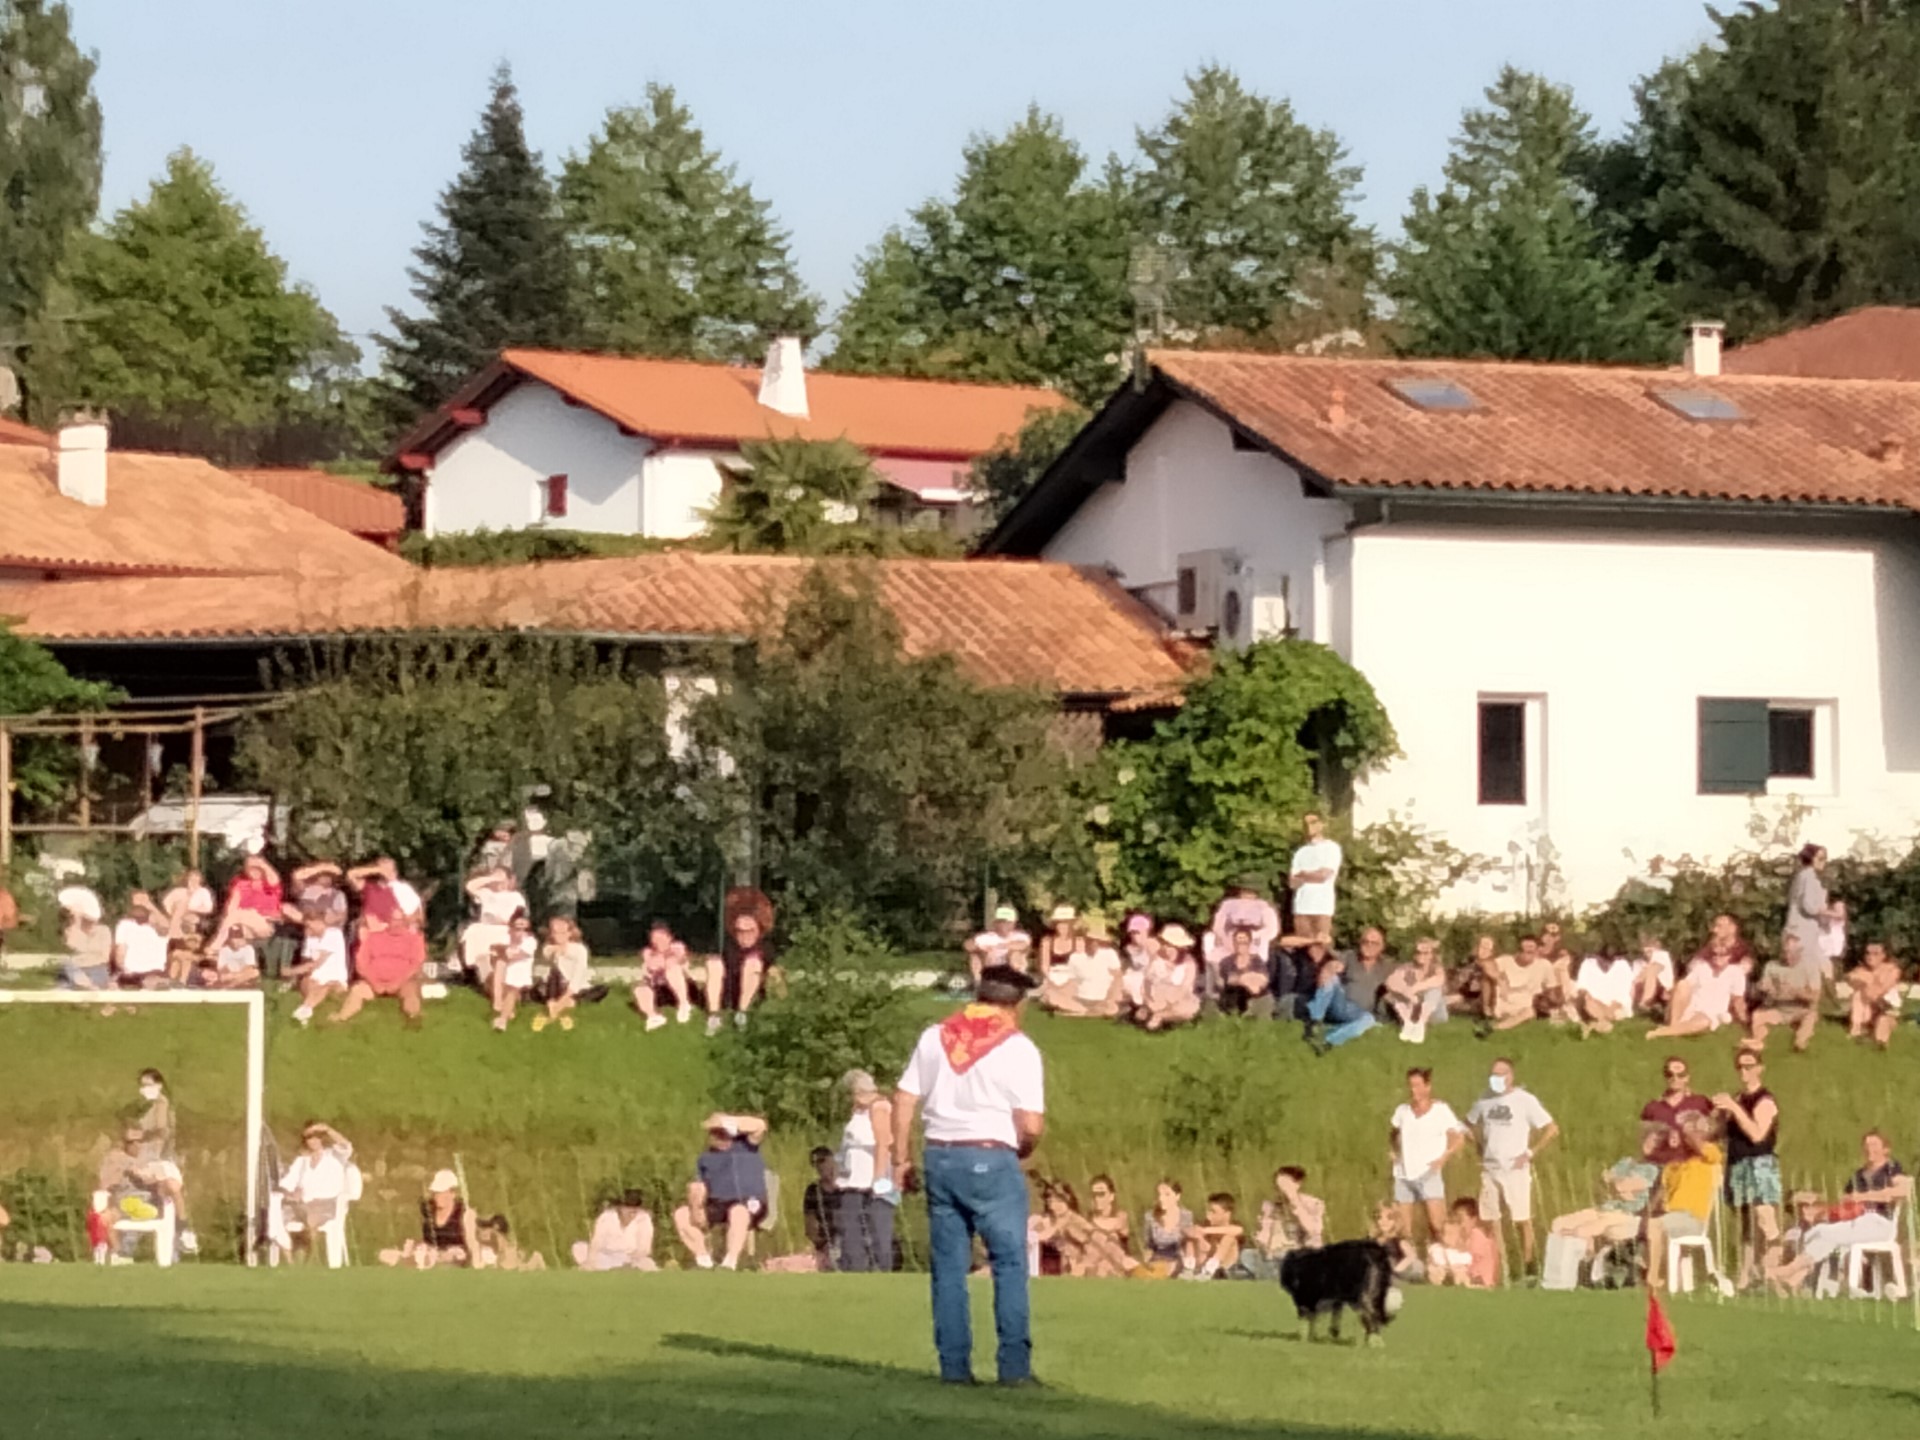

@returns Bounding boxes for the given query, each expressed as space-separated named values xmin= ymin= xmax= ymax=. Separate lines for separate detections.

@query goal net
xmin=0 ymin=989 xmax=265 ymax=1265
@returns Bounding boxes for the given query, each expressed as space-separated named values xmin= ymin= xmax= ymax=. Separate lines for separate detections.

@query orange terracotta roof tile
xmin=1149 ymin=349 xmax=1920 ymax=510
xmin=5 ymin=553 xmax=1191 ymax=699
xmin=391 ymin=350 xmax=1069 ymax=470
xmin=233 ymin=468 xmax=406 ymax=540
xmin=0 ymin=416 xmax=49 ymax=447
xmin=1725 ymin=308 xmax=1920 ymax=382
xmin=0 ymin=445 xmax=414 ymax=578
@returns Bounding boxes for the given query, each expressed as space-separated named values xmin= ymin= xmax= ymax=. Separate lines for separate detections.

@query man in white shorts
xmin=1389 ymin=1067 xmax=1467 ymax=1245
xmin=1288 ymin=812 xmax=1342 ymax=944
xmin=1466 ymin=1057 xmax=1558 ymax=1273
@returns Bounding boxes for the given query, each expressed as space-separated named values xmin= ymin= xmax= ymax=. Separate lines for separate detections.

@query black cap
xmin=977 ymin=964 xmax=1040 ymax=1004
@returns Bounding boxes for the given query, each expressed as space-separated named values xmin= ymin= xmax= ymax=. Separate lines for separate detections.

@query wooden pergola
xmin=0 ymin=695 xmax=280 ymax=867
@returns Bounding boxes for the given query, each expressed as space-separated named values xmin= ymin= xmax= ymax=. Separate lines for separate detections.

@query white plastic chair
xmin=1841 ymin=1202 xmax=1908 ymax=1300
xmin=271 ymin=1165 xmax=364 ymax=1269
xmin=1665 ymin=1176 xmax=1732 ymax=1297
xmin=109 ymin=1196 xmax=178 ymax=1267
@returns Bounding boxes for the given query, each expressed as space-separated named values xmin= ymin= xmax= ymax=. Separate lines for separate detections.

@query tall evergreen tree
xmin=43 ymin=149 xmax=353 ymax=450
xmin=1129 ymin=66 xmax=1377 ymax=346
xmin=560 ymin=85 xmax=819 ymax=361
xmin=0 ymin=0 xmax=100 ymax=384
xmin=380 ymin=64 xmax=580 ymax=425
xmin=831 ymin=107 xmax=1132 ymax=402
xmin=1592 ymin=0 xmax=1920 ymax=338
xmin=1389 ymin=67 xmax=1671 ymax=363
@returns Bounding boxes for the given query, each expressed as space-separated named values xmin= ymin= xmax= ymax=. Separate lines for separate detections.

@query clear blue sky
xmin=72 ymin=0 xmax=1716 ymax=354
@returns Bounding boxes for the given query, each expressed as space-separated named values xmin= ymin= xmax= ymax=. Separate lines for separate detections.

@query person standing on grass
xmin=1465 ymin=1058 xmax=1558 ymax=1276
xmin=1714 ymin=1047 xmax=1782 ymax=1291
xmin=834 ymin=1070 xmax=897 ymax=1273
xmin=1288 ymin=811 xmax=1342 ymax=943
xmin=1389 ymin=1067 xmax=1467 ymax=1248
xmin=892 ymin=964 xmax=1045 ymax=1388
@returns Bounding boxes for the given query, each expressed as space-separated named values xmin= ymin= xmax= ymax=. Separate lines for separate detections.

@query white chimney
xmin=757 ymin=335 xmax=809 ymax=418
xmin=57 ymin=420 xmax=109 ymax=508
xmin=1685 ymin=320 xmax=1725 ymax=378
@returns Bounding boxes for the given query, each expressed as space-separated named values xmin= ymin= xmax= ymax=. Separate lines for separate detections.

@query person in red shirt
xmin=335 ymin=858 xmax=427 ymax=1027
xmin=1641 ymin=1057 xmax=1714 ymax=1165
xmin=216 ymin=853 xmax=283 ymax=944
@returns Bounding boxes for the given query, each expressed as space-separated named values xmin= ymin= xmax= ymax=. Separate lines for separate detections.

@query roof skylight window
xmin=1654 ymin=388 xmax=1745 ymax=423
xmin=1387 ymin=377 xmax=1478 ymax=412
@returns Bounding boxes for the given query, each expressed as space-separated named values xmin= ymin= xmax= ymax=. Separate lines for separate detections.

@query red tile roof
xmin=232 ymin=468 xmax=406 ymax=542
xmin=1725 ymin=308 xmax=1920 ymax=382
xmin=1149 ymin=349 xmax=1920 ymax=509
xmin=0 ymin=417 xmax=50 ymax=447
xmin=0 ymin=444 xmax=414 ymax=579
xmin=2 ymin=552 xmax=1191 ymax=700
xmin=391 ymin=350 xmax=1069 ymax=472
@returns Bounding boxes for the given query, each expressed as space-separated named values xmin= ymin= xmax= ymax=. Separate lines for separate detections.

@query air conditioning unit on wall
xmin=1175 ymin=549 xmax=1243 ymax=631
xmin=1220 ymin=572 xmax=1291 ymax=651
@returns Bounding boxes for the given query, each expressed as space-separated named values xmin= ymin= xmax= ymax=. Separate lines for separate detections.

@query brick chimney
xmin=757 ymin=336 xmax=809 ymax=418
xmin=57 ymin=419 xmax=108 ymax=507
xmin=1685 ymin=320 xmax=1725 ymax=378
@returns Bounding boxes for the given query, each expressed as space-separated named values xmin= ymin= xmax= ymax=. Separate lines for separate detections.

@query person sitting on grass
xmin=1427 ymin=1197 xmax=1497 ymax=1288
xmin=704 ymin=912 xmax=778 ymax=1037
xmin=473 ymin=1213 xmax=546 ymax=1271
xmin=965 ymin=905 xmax=1033 ymax=980
xmin=1371 ymin=1201 xmax=1425 ymax=1283
xmin=671 ymin=1112 xmax=770 ymax=1270
xmin=802 ymin=1148 xmax=839 ymax=1271
xmin=111 ymin=892 xmax=171 ymax=992
xmin=1572 ymin=946 xmax=1637 ymax=1036
xmin=57 ymin=888 xmax=113 ymax=992
xmin=1086 ymin=1174 xmax=1133 ymax=1257
xmin=1118 ymin=914 xmax=1157 ymax=1010
xmin=379 ymin=1169 xmax=477 ymax=1269
xmin=1305 ymin=955 xmax=1378 ymax=1053
xmin=631 ymin=921 xmax=695 ymax=1031
xmin=1215 ymin=925 xmax=1274 ymax=1017
xmin=1135 ymin=926 xmax=1201 ymax=1031
xmin=1486 ymin=935 xmax=1554 ymax=1033
xmin=461 ymin=867 xmax=527 ymax=987
xmin=1246 ymin=1165 xmax=1327 ymax=1277
xmin=488 ymin=910 xmax=539 ymax=1033
xmin=1749 ymin=931 xmax=1823 ymax=1053
xmin=335 ymin=856 xmax=427 ymax=1028
xmin=1549 ymin=1140 xmax=1661 ymax=1249
xmin=1445 ymin=934 xmax=1496 ymax=1025
xmin=1040 ymin=919 xmax=1126 ymax=1018
xmin=1141 ymin=1180 xmax=1194 ymax=1277
xmin=198 ymin=924 xmax=261 ymax=990
xmin=1644 ymin=1110 xmax=1724 ymax=1291
xmin=287 ymin=914 xmax=350 ymax=1027
xmin=1632 ymin=933 xmax=1678 ymax=1019
xmin=1032 ymin=1182 xmax=1139 ymax=1277
xmin=1384 ymin=936 xmax=1448 ymax=1042
xmin=1180 ymin=1192 xmax=1244 ymax=1280
xmin=214 ymin=852 xmax=283 ymax=946
xmin=1648 ymin=914 xmax=1752 ymax=1040
xmin=1846 ymin=942 xmax=1906 ymax=1050
xmin=531 ymin=916 xmax=598 ymax=1033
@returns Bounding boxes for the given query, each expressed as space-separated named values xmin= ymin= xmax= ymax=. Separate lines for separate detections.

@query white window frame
xmin=1765 ymin=699 xmax=1837 ymax=798
xmin=1476 ymin=693 xmax=1546 ymax=814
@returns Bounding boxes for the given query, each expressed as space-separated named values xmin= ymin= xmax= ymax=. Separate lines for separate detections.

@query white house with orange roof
xmin=985 ymin=325 xmax=1920 ymax=910
xmin=386 ymin=339 xmax=1067 ymax=541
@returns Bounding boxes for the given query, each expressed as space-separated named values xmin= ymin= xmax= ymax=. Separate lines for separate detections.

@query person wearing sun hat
xmin=966 ymin=904 xmax=1033 ymax=980
xmin=1119 ymin=913 xmax=1158 ymax=1008
xmin=1138 ymin=923 xmax=1202 ymax=1031
xmin=894 ymin=963 xmax=1046 ymax=1386
xmin=1040 ymin=915 xmax=1125 ymax=1018
xmin=1035 ymin=903 xmax=1087 ymax=977
xmin=379 ymin=1169 xmax=478 ymax=1269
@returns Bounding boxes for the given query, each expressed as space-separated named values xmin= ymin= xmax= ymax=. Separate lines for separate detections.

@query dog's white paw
xmin=1383 ymin=1285 xmax=1404 ymax=1318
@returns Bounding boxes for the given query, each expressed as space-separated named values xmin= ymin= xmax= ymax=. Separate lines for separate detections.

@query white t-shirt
xmin=114 ymin=919 xmax=168 ymax=977
xmin=387 ymin=880 xmax=424 ymax=918
xmin=1465 ymin=1087 xmax=1554 ymax=1167
xmin=302 ymin=929 xmax=350 ymax=986
xmin=1290 ymin=839 xmax=1343 ymax=917
xmin=970 ymin=929 xmax=1031 ymax=969
xmin=1682 ymin=958 xmax=1742 ymax=1024
xmin=897 ymin=1021 xmax=1045 ymax=1149
xmin=280 ymin=1143 xmax=353 ymax=1203
xmin=1574 ymin=956 xmax=1636 ymax=1013
xmin=1391 ymin=1100 xmax=1464 ymax=1181
xmin=216 ymin=942 xmax=258 ymax=975
xmin=1636 ymin=948 xmax=1675 ymax=990
xmin=1054 ymin=946 xmax=1123 ymax=1003
xmin=501 ymin=933 xmax=538 ymax=988
xmin=477 ymin=888 xmax=526 ymax=926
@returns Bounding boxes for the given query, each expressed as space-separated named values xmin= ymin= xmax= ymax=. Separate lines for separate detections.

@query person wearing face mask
xmin=133 ymin=1068 xmax=199 ymax=1255
xmin=1465 ymin=1058 xmax=1557 ymax=1275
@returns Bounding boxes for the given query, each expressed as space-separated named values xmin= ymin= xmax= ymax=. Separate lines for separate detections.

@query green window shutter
xmin=1699 ymin=698 xmax=1769 ymax=795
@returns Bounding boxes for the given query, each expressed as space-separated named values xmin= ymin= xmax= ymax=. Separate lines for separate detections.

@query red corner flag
xmin=1646 ymin=1291 xmax=1677 ymax=1374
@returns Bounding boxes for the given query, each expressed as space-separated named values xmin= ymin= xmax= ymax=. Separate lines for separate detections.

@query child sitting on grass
xmin=1182 ymin=1192 xmax=1244 ymax=1279
xmin=1427 ymin=1197 xmax=1498 ymax=1288
xmin=1371 ymin=1201 xmax=1426 ymax=1283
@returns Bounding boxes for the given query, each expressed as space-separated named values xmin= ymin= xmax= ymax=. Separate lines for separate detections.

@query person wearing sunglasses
xmin=1713 ymin=1047 xmax=1782 ymax=1291
xmin=1640 ymin=1057 xmax=1713 ymax=1165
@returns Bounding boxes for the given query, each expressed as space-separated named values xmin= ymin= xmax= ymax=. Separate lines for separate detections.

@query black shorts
xmin=704 ymin=1196 xmax=764 ymax=1229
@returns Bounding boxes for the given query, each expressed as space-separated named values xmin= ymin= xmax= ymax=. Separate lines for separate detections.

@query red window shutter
xmin=545 ymin=474 xmax=568 ymax=518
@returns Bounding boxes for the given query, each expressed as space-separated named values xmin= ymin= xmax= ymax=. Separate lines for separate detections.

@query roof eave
xmin=1327 ymin=482 xmax=1919 ymax=518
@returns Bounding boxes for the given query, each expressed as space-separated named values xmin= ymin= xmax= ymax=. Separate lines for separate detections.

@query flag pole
xmin=1650 ymin=1349 xmax=1661 ymax=1419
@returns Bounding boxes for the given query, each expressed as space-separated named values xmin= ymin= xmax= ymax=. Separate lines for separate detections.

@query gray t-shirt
xmin=1466 ymin=1087 xmax=1553 ymax=1167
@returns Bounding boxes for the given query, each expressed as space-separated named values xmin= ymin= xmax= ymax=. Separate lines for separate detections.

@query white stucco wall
xmin=1349 ymin=522 xmax=1920 ymax=909
xmin=1043 ymin=400 xmax=1353 ymax=638
xmin=423 ymin=382 xmax=649 ymax=537
xmin=642 ymin=450 xmax=727 ymax=540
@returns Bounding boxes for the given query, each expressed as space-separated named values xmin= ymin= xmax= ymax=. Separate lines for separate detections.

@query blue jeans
xmin=922 ymin=1144 xmax=1030 ymax=1382
xmin=60 ymin=963 xmax=112 ymax=990
xmin=1308 ymin=983 xmax=1377 ymax=1046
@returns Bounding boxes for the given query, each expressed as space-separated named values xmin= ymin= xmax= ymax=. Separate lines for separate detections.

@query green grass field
xmin=3 ymin=987 xmax=1919 ymax=1265
xmin=1 ymin=1268 xmax=1914 ymax=1438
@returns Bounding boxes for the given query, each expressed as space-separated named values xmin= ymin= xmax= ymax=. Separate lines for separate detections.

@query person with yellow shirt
xmin=1645 ymin=1110 xmax=1723 ymax=1290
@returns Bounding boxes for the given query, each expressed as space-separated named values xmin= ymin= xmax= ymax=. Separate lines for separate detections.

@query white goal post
xmin=0 ymin=989 xmax=266 ymax=1265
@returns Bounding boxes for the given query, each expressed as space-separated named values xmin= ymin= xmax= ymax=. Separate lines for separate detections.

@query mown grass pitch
xmin=0 ymin=1266 xmax=1911 ymax=1439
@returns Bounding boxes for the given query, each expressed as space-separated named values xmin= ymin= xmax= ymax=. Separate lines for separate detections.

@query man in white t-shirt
xmin=1573 ymin=951 xmax=1637 ymax=1035
xmin=893 ymin=965 xmax=1045 ymax=1387
xmin=1389 ymin=1066 xmax=1467 ymax=1244
xmin=112 ymin=894 xmax=170 ymax=989
xmin=965 ymin=906 xmax=1033 ymax=980
xmin=1288 ymin=812 xmax=1342 ymax=943
xmin=276 ymin=1122 xmax=355 ymax=1242
xmin=289 ymin=917 xmax=351 ymax=1026
xmin=1465 ymin=1058 xmax=1558 ymax=1271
